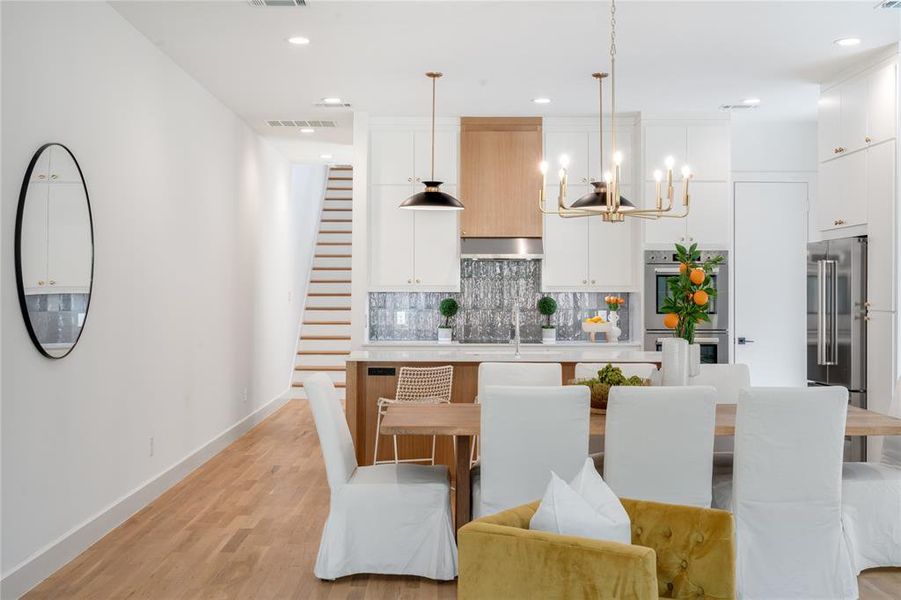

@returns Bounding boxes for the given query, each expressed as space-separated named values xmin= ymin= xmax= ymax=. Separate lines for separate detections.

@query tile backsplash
xmin=25 ymin=293 xmax=89 ymax=345
xmin=368 ymin=259 xmax=633 ymax=343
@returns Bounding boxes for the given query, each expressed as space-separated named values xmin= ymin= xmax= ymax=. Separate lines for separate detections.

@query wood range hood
xmin=459 ymin=117 xmax=544 ymax=256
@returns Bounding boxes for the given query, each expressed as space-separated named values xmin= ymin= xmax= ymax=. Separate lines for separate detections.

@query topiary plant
xmin=659 ymin=242 xmax=724 ymax=344
xmin=537 ymin=296 xmax=558 ymax=329
xmin=438 ymin=298 xmax=459 ymax=329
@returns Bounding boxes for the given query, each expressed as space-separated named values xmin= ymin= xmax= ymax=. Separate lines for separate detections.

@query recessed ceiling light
xmin=321 ymin=97 xmax=343 ymax=105
xmin=300 ymin=128 xmax=314 ymax=134
xmin=532 ymin=97 xmax=551 ymax=104
xmin=742 ymin=97 xmax=761 ymax=105
xmin=834 ymin=37 xmax=861 ymax=47
xmin=287 ymin=36 xmax=310 ymax=45
xmin=320 ymin=154 xmax=333 ymax=159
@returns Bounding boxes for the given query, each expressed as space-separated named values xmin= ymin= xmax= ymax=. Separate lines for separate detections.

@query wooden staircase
xmin=292 ymin=165 xmax=353 ymax=400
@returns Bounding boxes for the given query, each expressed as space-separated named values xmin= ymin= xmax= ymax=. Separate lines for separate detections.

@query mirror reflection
xmin=16 ymin=143 xmax=94 ymax=358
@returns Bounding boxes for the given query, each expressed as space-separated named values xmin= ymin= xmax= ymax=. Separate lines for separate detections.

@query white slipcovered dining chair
xmin=841 ymin=377 xmax=901 ymax=574
xmin=305 ymin=373 xmax=457 ymax=580
xmin=712 ymin=387 xmax=858 ymax=599
xmin=469 ymin=362 xmax=563 ymax=466
xmin=472 ymin=384 xmax=589 ymax=518
xmin=688 ymin=363 xmax=751 ymax=463
xmin=603 ymin=385 xmax=717 ymax=507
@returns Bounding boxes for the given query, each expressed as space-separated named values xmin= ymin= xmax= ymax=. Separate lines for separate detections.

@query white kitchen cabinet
xmin=817 ymin=149 xmax=867 ymax=231
xmin=28 ymin=148 xmax=52 ymax=183
xmin=544 ymin=131 xmax=590 ymax=184
xmin=866 ymin=309 xmax=895 ymax=444
xmin=818 ymin=87 xmax=842 ymax=163
xmin=370 ymin=184 xmax=414 ymax=287
xmin=370 ymin=131 xmax=414 ymax=184
xmin=687 ymin=126 xmax=730 ymax=181
xmin=642 ymin=182 xmax=730 ymax=247
xmin=868 ymin=62 xmax=897 ymax=147
xmin=542 ymin=187 xmax=589 ymax=289
xmin=588 ymin=129 xmax=633 ymax=184
xmin=413 ymin=185 xmax=460 ymax=287
xmin=588 ymin=209 xmax=636 ymax=289
xmin=414 ymin=129 xmax=458 ymax=184
xmin=840 ymin=76 xmax=869 ymax=155
xmin=47 ymin=145 xmax=82 ymax=183
xmin=644 ymin=125 xmax=687 ymax=181
xmin=866 ymin=141 xmax=896 ymax=311
xmin=21 ymin=183 xmax=49 ymax=289
xmin=47 ymin=183 xmax=92 ymax=289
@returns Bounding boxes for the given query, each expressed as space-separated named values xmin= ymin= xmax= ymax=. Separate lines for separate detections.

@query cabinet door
xmin=414 ymin=185 xmax=460 ymax=289
xmin=369 ymin=184 xmax=414 ymax=287
xmin=818 ymin=87 xmax=842 ymax=162
xmin=840 ymin=150 xmax=868 ymax=228
xmin=29 ymin=148 xmax=51 ymax=183
xmin=641 ymin=183 xmax=688 ymax=245
xmin=588 ymin=185 xmax=635 ymax=289
xmin=644 ymin=125 xmax=687 ymax=181
xmin=866 ymin=141 xmax=896 ymax=311
xmin=868 ymin=62 xmax=897 ymax=146
xmin=817 ymin=158 xmax=842 ymax=231
xmin=686 ymin=182 xmax=730 ymax=247
xmin=866 ymin=310 xmax=895 ymax=459
xmin=20 ymin=183 xmax=49 ymax=289
xmin=542 ymin=185 xmax=589 ymax=289
xmin=48 ymin=145 xmax=82 ymax=183
xmin=370 ymin=130 xmax=413 ymax=184
xmin=840 ymin=76 xmax=869 ymax=154
xmin=414 ymin=129 xmax=458 ymax=185
xmin=687 ymin=125 xmax=729 ymax=181
xmin=47 ymin=183 xmax=92 ymax=290
xmin=588 ymin=128 xmax=633 ymax=185
xmin=544 ymin=131 xmax=590 ymax=184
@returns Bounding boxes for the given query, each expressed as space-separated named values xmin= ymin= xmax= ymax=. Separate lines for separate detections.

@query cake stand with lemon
xmin=582 ymin=315 xmax=616 ymax=343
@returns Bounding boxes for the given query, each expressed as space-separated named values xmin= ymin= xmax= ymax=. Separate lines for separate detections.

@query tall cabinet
xmin=817 ymin=55 xmax=900 ymax=461
xmin=368 ymin=119 xmax=461 ymax=291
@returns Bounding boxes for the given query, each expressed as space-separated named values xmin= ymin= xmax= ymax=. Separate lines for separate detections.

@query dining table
xmin=377 ymin=402 xmax=901 ymax=531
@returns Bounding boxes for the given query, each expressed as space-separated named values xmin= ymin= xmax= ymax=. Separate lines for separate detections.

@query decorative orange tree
xmin=660 ymin=243 xmax=723 ymax=344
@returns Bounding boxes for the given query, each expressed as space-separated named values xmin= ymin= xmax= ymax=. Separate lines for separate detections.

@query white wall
xmin=0 ymin=2 xmax=324 ymax=596
xmin=731 ymin=120 xmax=818 ymax=173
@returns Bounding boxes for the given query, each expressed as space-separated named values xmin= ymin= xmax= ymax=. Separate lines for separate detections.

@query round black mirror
xmin=15 ymin=143 xmax=94 ymax=359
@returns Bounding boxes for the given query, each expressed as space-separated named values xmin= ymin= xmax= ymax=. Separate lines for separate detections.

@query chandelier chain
xmin=609 ymin=0 xmax=617 ymax=170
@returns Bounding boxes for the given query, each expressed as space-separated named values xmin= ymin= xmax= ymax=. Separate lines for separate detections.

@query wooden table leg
xmin=455 ymin=435 xmax=472 ymax=532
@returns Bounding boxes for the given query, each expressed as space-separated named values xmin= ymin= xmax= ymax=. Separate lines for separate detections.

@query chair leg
xmin=373 ymin=408 xmax=383 ymax=465
xmin=431 ymin=435 xmax=437 ymax=465
xmin=393 ymin=435 xmax=399 ymax=464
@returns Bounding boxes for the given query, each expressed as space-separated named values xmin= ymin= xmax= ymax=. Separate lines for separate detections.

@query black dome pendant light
xmin=570 ymin=72 xmax=635 ymax=212
xmin=399 ymin=72 xmax=464 ymax=211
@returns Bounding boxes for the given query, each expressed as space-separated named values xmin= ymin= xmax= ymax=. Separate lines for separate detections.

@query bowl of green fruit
xmin=571 ymin=363 xmax=651 ymax=412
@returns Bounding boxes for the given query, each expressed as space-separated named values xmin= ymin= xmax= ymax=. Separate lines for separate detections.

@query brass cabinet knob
xmin=415 ymin=278 xmax=421 ymax=283
xmin=582 ymin=280 xmax=587 ymax=284
xmin=591 ymin=280 xmax=596 ymax=284
xmin=407 ymin=279 xmax=412 ymax=284
xmin=49 ymin=280 xmax=56 ymax=285
xmin=37 ymin=174 xmax=46 ymax=180
xmin=865 ymin=136 xmax=872 ymax=143
xmin=407 ymin=177 xmax=412 ymax=182
xmin=38 ymin=280 xmax=45 ymax=286
xmin=834 ymin=219 xmax=846 ymax=226
xmin=415 ymin=177 xmax=421 ymax=183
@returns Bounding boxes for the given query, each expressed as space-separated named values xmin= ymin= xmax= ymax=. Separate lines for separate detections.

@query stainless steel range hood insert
xmin=460 ymin=237 xmax=543 ymax=259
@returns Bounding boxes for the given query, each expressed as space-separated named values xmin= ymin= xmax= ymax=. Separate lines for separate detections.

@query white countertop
xmin=348 ymin=345 xmax=662 ymax=363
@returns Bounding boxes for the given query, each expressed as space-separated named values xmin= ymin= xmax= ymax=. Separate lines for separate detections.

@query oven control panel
xmin=644 ymin=250 xmax=728 ymax=265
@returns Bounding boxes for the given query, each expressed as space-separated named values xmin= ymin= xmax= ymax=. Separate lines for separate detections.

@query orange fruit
xmin=663 ymin=313 xmax=679 ymax=329
xmin=693 ymin=290 xmax=709 ymax=306
xmin=679 ymin=263 xmax=689 ymax=274
xmin=689 ymin=268 xmax=705 ymax=285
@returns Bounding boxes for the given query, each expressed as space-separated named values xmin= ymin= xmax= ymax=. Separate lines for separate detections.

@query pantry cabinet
xmin=865 ymin=141 xmax=896 ymax=311
xmin=368 ymin=119 xmax=461 ymax=291
xmin=817 ymin=150 xmax=868 ymax=232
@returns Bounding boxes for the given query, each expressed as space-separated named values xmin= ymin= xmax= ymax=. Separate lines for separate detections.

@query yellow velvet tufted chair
xmin=458 ymin=498 xmax=735 ymax=600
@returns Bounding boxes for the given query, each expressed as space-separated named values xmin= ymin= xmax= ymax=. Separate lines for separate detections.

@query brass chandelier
xmin=539 ymin=0 xmax=692 ymax=223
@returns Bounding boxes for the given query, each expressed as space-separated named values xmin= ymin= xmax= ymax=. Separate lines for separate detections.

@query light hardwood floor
xmin=26 ymin=401 xmax=900 ymax=599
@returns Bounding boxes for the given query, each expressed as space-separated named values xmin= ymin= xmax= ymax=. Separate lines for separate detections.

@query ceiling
xmin=112 ymin=1 xmax=901 ymax=155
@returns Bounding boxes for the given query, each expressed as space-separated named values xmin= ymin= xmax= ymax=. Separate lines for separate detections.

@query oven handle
xmin=655 ymin=337 xmax=722 ymax=345
xmin=653 ymin=267 xmax=722 ymax=275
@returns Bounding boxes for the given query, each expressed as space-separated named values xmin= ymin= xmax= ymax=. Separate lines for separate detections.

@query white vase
xmin=542 ymin=327 xmax=557 ymax=344
xmin=605 ymin=311 xmax=622 ymax=343
xmin=661 ymin=338 xmax=689 ymax=386
xmin=437 ymin=327 xmax=453 ymax=344
xmin=689 ymin=343 xmax=702 ymax=377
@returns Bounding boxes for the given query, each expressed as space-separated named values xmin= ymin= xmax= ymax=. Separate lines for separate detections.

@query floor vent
xmin=266 ymin=120 xmax=337 ymax=128
xmin=719 ymin=104 xmax=759 ymax=111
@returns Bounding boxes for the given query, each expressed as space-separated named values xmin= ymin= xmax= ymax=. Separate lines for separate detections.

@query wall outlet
xmin=149 ymin=436 xmax=154 ymax=457
xmin=396 ymin=311 xmax=407 ymax=325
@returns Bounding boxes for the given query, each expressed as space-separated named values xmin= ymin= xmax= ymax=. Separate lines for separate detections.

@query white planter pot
xmin=542 ymin=328 xmax=557 ymax=344
xmin=689 ymin=343 xmax=702 ymax=377
xmin=661 ymin=337 xmax=689 ymax=386
xmin=437 ymin=328 xmax=453 ymax=344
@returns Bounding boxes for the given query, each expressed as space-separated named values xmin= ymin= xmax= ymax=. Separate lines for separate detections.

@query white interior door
xmin=734 ymin=181 xmax=808 ymax=385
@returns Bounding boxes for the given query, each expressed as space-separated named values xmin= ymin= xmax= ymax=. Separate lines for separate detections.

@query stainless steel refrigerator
xmin=807 ymin=236 xmax=867 ymax=461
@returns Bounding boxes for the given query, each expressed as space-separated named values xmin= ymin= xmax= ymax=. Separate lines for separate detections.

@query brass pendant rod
xmin=426 ymin=71 xmax=443 ymax=181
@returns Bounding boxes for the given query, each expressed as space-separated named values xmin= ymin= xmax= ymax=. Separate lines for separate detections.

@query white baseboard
xmin=0 ymin=388 xmax=294 ymax=600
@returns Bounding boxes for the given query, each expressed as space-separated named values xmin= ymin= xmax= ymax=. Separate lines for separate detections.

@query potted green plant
xmin=438 ymin=298 xmax=459 ymax=343
xmin=537 ymin=296 xmax=558 ymax=344
xmin=659 ymin=243 xmax=724 ymax=374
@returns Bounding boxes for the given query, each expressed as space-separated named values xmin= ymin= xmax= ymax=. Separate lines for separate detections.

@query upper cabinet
xmin=459 ymin=117 xmax=543 ymax=238
xmin=368 ymin=120 xmax=461 ymax=291
xmin=544 ymin=127 xmax=633 ymax=185
xmin=818 ymin=61 xmax=897 ymax=162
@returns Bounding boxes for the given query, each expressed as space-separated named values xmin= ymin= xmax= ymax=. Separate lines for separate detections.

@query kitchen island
xmin=344 ymin=346 xmax=662 ymax=467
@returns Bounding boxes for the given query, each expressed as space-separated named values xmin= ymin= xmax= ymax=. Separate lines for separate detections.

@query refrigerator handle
xmin=828 ymin=259 xmax=838 ymax=366
xmin=817 ymin=260 xmax=827 ymax=366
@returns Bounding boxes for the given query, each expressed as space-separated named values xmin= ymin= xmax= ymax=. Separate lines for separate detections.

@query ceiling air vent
xmin=314 ymin=102 xmax=353 ymax=109
xmin=248 ymin=0 xmax=306 ymax=7
xmin=719 ymin=104 xmax=759 ymax=112
xmin=266 ymin=120 xmax=337 ymax=128
xmin=875 ymin=1 xmax=901 ymax=8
